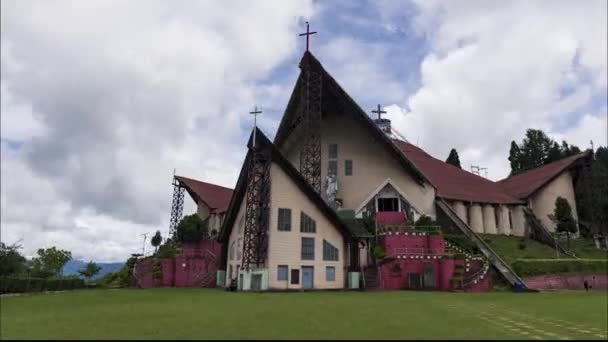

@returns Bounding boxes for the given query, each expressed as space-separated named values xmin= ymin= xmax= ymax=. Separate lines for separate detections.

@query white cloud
xmin=0 ymin=0 xmax=314 ymax=261
xmin=387 ymin=0 xmax=607 ymax=180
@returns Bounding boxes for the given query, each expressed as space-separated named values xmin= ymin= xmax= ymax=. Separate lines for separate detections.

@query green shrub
xmin=452 ymin=253 xmax=466 ymax=260
xmin=0 ymin=277 xmax=85 ymax=294
xmin=152 ymin=259 xmax=162 ymax=280
xmin=518 ymin=242 xmax=527 ymax=250
xmin=444 ymin=234 xmax=478 ymax=254
xmin=372 ymin=245 xmax=386 ymax=260
xmin=512 ymin=259 xmax=608 ymax=277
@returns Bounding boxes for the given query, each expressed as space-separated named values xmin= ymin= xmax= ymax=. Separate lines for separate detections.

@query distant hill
xmin=62 ymin=260 xmax=124 ymax=279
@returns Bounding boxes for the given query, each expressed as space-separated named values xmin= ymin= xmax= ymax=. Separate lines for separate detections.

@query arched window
xmin=237 ymin=238 xmax=243 ymax=260
xmin=229 ymin=241 xmax=236 ymax=260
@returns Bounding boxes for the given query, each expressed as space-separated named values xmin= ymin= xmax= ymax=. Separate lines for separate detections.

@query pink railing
xmin=392 ymin=248 xmax=444 ymax=255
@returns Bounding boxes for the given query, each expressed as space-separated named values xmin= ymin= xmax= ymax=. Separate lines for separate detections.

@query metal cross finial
xmin=299 ymin=21 xmax=317 ymax=53
xmin=250 ymin=106 xmax=263 ymax=148
xmin=371 ymin=104 xmax=387 ymax=120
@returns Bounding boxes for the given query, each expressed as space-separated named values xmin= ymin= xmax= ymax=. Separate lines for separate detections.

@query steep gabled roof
xmin=497 ymin=151 xmax=591 ymax=199
xmin=393 ymin=140 xmax=523 ymax=204
xmin=174 ymin=176 xmax=234 ymax=214
xmin=219 ymin=128 xmax=358 ymax=242
xmin=273 ymin=51 xmax=431 ymax=187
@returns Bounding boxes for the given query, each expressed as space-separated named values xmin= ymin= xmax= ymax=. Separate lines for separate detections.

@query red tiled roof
xmin=175 ymin=175 xmax=234 ymax=213
xmin=497 ymin=151 xmax=590 ymax=199
xmin=392 ymin=140 xmax=523 ymax=204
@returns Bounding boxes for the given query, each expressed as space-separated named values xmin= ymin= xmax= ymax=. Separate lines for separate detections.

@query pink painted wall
xmin=523 ymin=273 xmax=608 ymax=290
xmin=379 ymin=233 xmax=445 ymax=257
xmin=378 ymin=258 xmax=461 ymax=291
xmin=133 ymin=240 xmax=221 ymax=288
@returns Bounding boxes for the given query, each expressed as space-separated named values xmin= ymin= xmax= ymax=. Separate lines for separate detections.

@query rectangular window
xmin=328 ymin=160 xmax=337 ymax=176
xmin=301 ymin=237 xmax=315 ymax=260
xmin=278 ymin=208 xmax=292 ymax=231
xmin=345 ymin=160 xmax=353 ymax=176
xmin=326 ymin=266 xmax=336 ymax=281
xmin=228 ymin=265 xmax=233 ymax=280
xmin=290 ymin=269 xmax=300 ymax=284
xmin=300 ymin=211 xmax=317 ymax=233
xmin=323 ymin=240 xmax=339 ymax=261
xmin=277 ymin=265 xmax=288 ymax=281
xmin=329 ymin=144 xmax=338 ymax=159
xmin=377 ymin=198 xmax=399 ymax=212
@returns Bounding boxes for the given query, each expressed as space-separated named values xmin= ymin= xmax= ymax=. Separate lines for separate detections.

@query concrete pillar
xmin=496 ymin=205 xmax=511 ymax=235
xmin=452 ymin=201 xmax=467 ymax=223
xmin=482 ymin=204 xmax=497 ymax=234
xmin=468 ymin=204 xmax=484 ymax=234
xmin=511 ymin=205 xmax=526 ymax=237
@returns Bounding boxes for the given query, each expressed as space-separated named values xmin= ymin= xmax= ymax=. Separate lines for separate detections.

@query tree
xmin=30 ymin=247 xmax=72 ymax=278
xmin=545 ymin=142 xmax=563 ymax=164
xmin=151 ymin=231 xmax=162 ymax=252
xmin=175 ymin=214 xmax=210 ymax=244
xmin=509 ymin=129 xmax=582 ymax=175
xmin=446 ymin=148 xmax=462 ymax=169
xmin=549 ymin=197 xmax=578 ymax=249
xmin=508 ymin=141 xmax=522 ymax=175
xmin=575 ymin=147 xmax=608 ymax=238
xmin=78 ymin=261 xmax=102 ymax=281
xmin=0 ymin=242 xmax=27 ymax=276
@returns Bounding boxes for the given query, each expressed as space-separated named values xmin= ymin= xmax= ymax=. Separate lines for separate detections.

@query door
xmin=408 ymin=273 xmax=421 ymax=289
xmin=251 ymin=274 xmax=262 ymax=291
xmin=423 ymin=263 xmax=435 ymax=289
xmin=302 ymin=266 xmax=314 ymax=289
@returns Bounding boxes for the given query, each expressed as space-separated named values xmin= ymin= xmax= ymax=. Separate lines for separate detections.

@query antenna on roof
xmin=590 ymin=140 xmax=594 ymax=152
xmin=470 ymin=165 xmax=488 ymax=178
xmin=141 ymin=232 xmax=150 ymax=257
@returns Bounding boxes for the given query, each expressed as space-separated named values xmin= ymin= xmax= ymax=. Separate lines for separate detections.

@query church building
xmin=171 ymin=50 xmax=592 ymax=292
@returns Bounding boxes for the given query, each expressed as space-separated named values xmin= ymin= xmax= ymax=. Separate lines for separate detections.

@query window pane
xmin=277 ymin=265 xmax=288 ymax=281
xmin=323 ymin=240 xmax=339 ymax=261
xmin=345 ymin=160 xmax=353 ymax=176
xmin=326 ymin=267 xmax=335 ymax=281
xmin=301 ymin=237 xmax=315 ymax=260
xmin=328 ymin=160 xmax=337 ymax=176
xmin=290 ymin=269 xmax=300 ymax=284
xmin=329 ymin=144 xmax=338 ymax=159
xmin=300 ymin=211 xmax=316 ymax=233
xmin=278 ymin=208 xmax=291 ymax=231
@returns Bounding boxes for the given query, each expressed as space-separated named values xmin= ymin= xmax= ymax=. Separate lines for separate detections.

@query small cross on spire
xmin=250 ymin=106 xmax=263 ymax=148
xmin=371 ymin=104 xmax=386 ymax=120
xmin=299 ymin=21 xmax=317 ymax=53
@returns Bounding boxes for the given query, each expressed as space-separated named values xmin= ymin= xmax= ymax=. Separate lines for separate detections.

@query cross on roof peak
xmin=299 ymin=21 xmax=317 ymax=53
xmin=250 ymin=106 xmax=263 ymax=149
xmin=371 ymin=104 xmax=387 ymax=120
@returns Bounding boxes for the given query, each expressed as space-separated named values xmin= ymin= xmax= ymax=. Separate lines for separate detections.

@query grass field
xmin=478 ymin=235 xmax=608 ymax=264
xmin=1 ymin=289 xmax=607 ymax=340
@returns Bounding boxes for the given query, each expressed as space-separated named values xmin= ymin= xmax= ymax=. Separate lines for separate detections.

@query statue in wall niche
xmin=325 ymin=174 xmax=338 ymax=208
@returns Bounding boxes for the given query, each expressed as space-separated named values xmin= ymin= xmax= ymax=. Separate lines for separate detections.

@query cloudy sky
xmin=1 ymin=0 xmax=606 ymax=262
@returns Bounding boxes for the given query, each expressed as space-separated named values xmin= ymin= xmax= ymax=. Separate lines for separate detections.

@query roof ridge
xmin=175 ymin=175 xmax=234 ymax=191
xmin=497 ymin=150 xmax=591 ymax=183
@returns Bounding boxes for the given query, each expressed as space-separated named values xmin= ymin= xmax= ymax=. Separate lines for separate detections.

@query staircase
xmin=523 ymin=207 xmax=577 ymax=258
xmin=363 ymin=266 xmax=380 ymax=290
xmin=436 ymin=199 xmax=529 ymax=291
xmin=445 ymin=240 xmax=491 ymax=291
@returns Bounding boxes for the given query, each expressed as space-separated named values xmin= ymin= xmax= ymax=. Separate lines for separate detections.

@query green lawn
xmin=2 ymin=289 xmax=607 ymax=340
xmin=478 ymin=235 xmax=608 ymax=264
